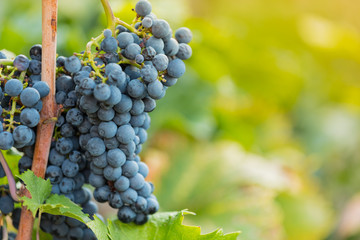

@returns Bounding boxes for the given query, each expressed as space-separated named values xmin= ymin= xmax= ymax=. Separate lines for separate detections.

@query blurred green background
xmin=2 ymin=0 xmax=360 ymax=239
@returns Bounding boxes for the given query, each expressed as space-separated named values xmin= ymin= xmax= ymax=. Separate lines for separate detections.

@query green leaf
xmin=41 ymin=194 xmax=91 ymax=223
xmin=17 ymin=170 xmax=52 ymax=216
xmin=108 ymin=210 xmax=240 ymax=240
xmin=87 ymin=215 xmax=110 ymax=240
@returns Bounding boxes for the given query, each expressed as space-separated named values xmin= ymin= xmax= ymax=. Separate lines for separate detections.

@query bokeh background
xmin=1 ymin=0 xmax=360 ymax=239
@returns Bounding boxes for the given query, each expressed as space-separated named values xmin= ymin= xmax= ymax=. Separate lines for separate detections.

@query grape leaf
xmin=17 ymin=170 xmax=52 ymax=216
xmin=42 ymin=194 xmax=91 ymax=223
xmin=108 ymin=210 xmax=240 ymax=240
xmin=87 ymin=215 xmax=110 ymax=240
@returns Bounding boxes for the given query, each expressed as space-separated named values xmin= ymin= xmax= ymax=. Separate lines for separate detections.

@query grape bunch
xmin=0 ymin=185 xmax=21 ymax=240
xmin=50 ymin=0 xmax=193 ymax=225
xmin=0 ymin=45 xmax=50 ymax=150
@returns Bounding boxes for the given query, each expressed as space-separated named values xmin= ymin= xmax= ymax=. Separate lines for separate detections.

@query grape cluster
xmin=0 ymin=45 xmax=50 ymax=150
xmin=0 ymin=185 xmax=21 ymax=240
xmin=49 ymin=0 xmax=193 ymax=225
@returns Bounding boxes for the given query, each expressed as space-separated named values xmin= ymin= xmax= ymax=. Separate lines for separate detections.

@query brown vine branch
xmin=16 ymin=0 xmax=58 ymax=239
xmin=0 ymin=151 xmax=19 ymax=202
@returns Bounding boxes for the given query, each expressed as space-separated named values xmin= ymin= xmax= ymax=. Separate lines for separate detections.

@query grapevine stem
xmin=0 ymin=151 xmax=19 ymax=202
xmin=2 ymin=216 xmax=8 ymax=240
xmin=0 ymin=59 xmax=13 ymax=66
xmin=16 ymin=0 xmax=58 ymax=239
xmin=100 ymin=0 xmax=116 ymax=34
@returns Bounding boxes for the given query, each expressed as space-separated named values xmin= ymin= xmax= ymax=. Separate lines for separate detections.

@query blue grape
xmin=117 ymin=206 xmax=136 ymax=223
xmin=62 ymin=159 xmax=79 ymax=178
xmin=90 ymin=162 xmax=104 ymax=175
xmin=5 ymin=79 xmax=23 ymax=96
xmin=151 ymin=19 xmax=170 ymax=38
xmin=49 ymin=149 xmax=65 ymax=166
xmin=13 ymin=54 xmax=30 ymax=71
xmin=45 ymin=166 xmax=63 ymax=184
xmin=32 ymin=81 xmax=50 ymax=98
xmin=86 ymin=137 xmax=106 ymax=156
xmin=78 ymin=78 xmax=95 ymax=96
xmin=164 ymin=38 xmax=179 ymax=56
xmin=109 ymin=192 xmax=123 ymax=208
xmin=138 ymin=161 xmax=149 ymax=178
xmin=124 ymin=43 xmax=141 ymax=60
xmin=152 ymin=54 xmax=169 ymax=71
xmin=0 ymin=195 xmax=14 ymax=214
xmin=69 ymin=151 xmax=82 ymax=163
xmin=18 ymin=156 xmax=32 ymax=174
xmin=59 ymin=177 xmax=75 ymax=194
xmin=147 ymin=80 xmax=163 ymax=99
xmin=79 ymin=96 xmax=99 ymax=114
xmin=55 ymin=91 xmax=67 ymax=104
xmin=107 ymin=149 xmax=126 ymax=167
xmin=68 ymin=227 xmax=84 ymax=240
xmin=103 ymin=29 xmax=112 ymax=38
xmin=77 ymin=118 xmax=92 ymax=134
xmin=64 ymin=56 xmax=81 ymax=73
xmin=20 ymin=108 xmax=40 ymax=127
xmin=137 ymin=127 xmax=148 ymax=144
xmin=89 ymin=173 xmax=106 ymax=188
xmin=134 ymin=213 xmax=148 ymax=225
xmin=175 ymin=27 xmax=193 ymax=44
xmin=142 ymin=46 xmax=156 ymax=60
xmin=113 ymin=112 xmax=131 ymax=126
xmin=97 ymin=107 xmax=115 ymax=121
xmin=29 ymin=59 xmax=41 ymax=74
xmin=13 ymin=125 xmax=32 ymax=144
xmin=127 ymin=79 xmax=146 ymax=99
xmin=124 ymin=65 xmax=141 ymax=79
xmin=20 ymin=87 xmax=40 ymax=107
xmin=94 ymin=83 xmax=111 ymax=102
xmin=176 ymin=43 xmax=192 ymax=60
xmin=122 ymin=160 xmax=139 ymax=178
xmin=138 ymin=182 xmax=151 ymax=198
xmin=92 ymin=153 xmax=108 ymax=168
xmin=167 ymin=58 xmax=185 ymax=78
xmin=104 ymin=85 xmax=122 ymax=106
xmin=140 ymin=64 xmax=158 ymax=83
xmin=60 ymin=123 xmax=75 ymax=137
xmin=66 ymin=108 xmax=84 ymax=126
xmin=105 ymin=63 xmax=122 ymax=76
xmin=93 ymin=185 xmax=111 ymax=203
xmin=101 ymin=36 xmax=118 ymax=53
xmin=145 ymin=37 xmax=164 ymax=53
xmin=117 ymin=32 xmax=134 ymax=49
xmin=143 ymin=97 xmax=156 ymax=112
xmin=114 ymin=176 xmax=130 ymax=192
xmin=0 ymin=164 xmax=5 ymax=178
xmin=98 ymin=121 xmax=117 ymax=139
xmin=135 ymin=54 xmax=144 ymax=64
xmin=130 ymin=113 xmax=146 ymax=127
xmin=29 ymin=44 xmax=42 ymax=60
xmin=73 ymin=70 xmax=90 ymax=85
xmin=135 ymin=196 xmax=148 ymax=212
xmin=104 ymin=137 xmax=120 ymax=150
xmin=56 ymin=75 xmax=74 ymax=93
xmin=130 ymin=173 xmax=145 ymax=190
xmin=130 ymin=99 xmax=144 ymax=115
xmin=116 ymin=125 xmax=135 ymax=144
xmin=103 ymin=165 xmax=122 ymax=181
xmin=163 ymin=74 xmax=178 ymax=87
xmin=120 ymin=188 xmax=138 ymax=205
xmin=56 ymin=138 xmax=73 ymax=155
xmin=142 ymin=16 xmax=153 ymax=28
xmin=146 ymin=197 xmax=159 ymax=214
xmin=135 ymin=0 xmax=152 ymax=16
